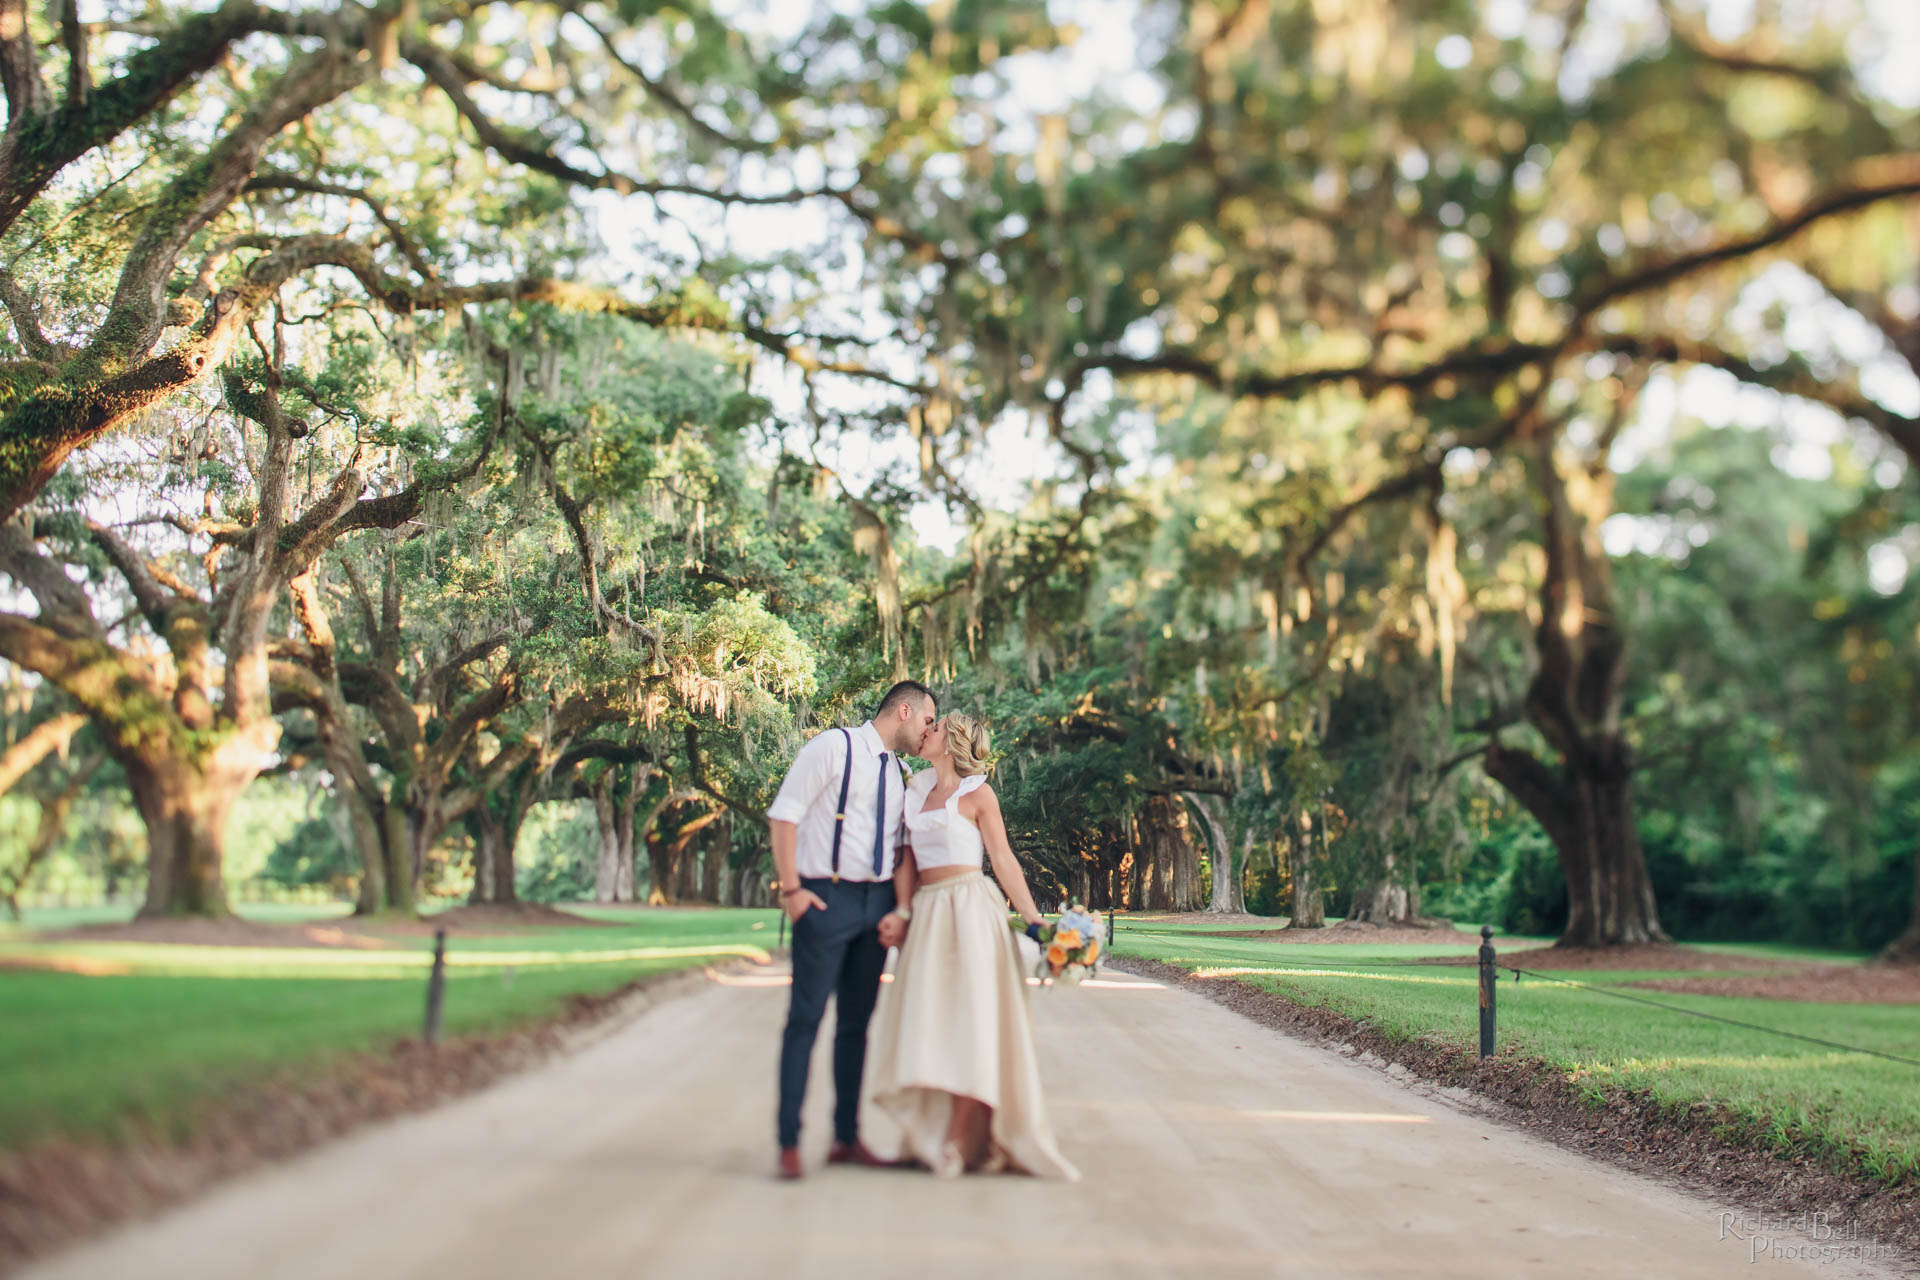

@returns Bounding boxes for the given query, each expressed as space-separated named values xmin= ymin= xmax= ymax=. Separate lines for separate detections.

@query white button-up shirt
xmin=767 ymin=721 xmax=908 ymax=882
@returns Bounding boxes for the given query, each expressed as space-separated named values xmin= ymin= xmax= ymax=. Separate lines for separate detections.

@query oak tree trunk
xmin=379 ymin=803 xmax=413 ymax=914
xmin=648 ymin=832 xmax=679 ymax=906
xmin=344 ymin=798 xmax=414 ymax=916
xmin=1875 ymin=836 xmax=1920 ymax=966
xmin=347 ymin=791 xmax=388 ymax=916
xmin=613 ymin=769 xmax=647 ymax=902
xmin=593 ymin=772 xmax=622 ymax=903
xmin=1486 ymin=739 xmax=1663 ymax=946
xmin=1189 ymin=792 xmax=1246 ymax=914
xmin=1138 ymin=794 xmax=1199 ymax=911
xmin=1286 ymin=816 xmax=1325 ymax=929
xmin=467 ymin=809 xmax=520 ymax=905
xmin=1484 ymin=430 xmax=1666 ymax=948
xmin=699 ymin=811 xmax=730 ymax=903
xmin=1348 ymin=849 xmax=1418 ymax=925
xmin=128 ymin=759 xmax=237 ymax=918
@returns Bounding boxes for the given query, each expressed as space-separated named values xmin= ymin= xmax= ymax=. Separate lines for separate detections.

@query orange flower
xmin=1053 ymin=928 xmax=1083 ymax=949
xmin=1046 ymin=944 xmax=1069 ymax=969
xmin=1083 ymin=940 xmax=1100 ymax=963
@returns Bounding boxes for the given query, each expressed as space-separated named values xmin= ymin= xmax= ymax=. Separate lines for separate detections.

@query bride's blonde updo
xmin=943 ymin=713 xmax=993 ymax=778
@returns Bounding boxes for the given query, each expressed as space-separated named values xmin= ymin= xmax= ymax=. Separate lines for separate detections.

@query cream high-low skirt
xmin=866 ymin=871 xmax=1079 ymax=1180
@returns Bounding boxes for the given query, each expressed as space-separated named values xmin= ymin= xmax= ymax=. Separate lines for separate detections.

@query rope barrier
xmin=1500 ymin=964 xmax=1920 ymax=1070
xmin=1118 ymin=931 xmax=1503 ymax=972
xmin=1112 ymin=929 xmax=1920 ymax=1070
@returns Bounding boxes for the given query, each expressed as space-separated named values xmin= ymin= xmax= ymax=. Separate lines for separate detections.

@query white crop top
xmin=904 ymin=772 xmax=989 ymax=871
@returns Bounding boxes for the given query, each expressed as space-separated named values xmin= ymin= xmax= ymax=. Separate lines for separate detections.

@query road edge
xmin=0 ymin=955 xmax=767 ymax=1274
xmin=1110 ymin=956 xmax=1917 ymax=1278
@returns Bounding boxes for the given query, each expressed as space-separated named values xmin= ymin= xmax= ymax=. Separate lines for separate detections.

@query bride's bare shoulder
xmin=956 ymin=775 xmax=999 ymax=812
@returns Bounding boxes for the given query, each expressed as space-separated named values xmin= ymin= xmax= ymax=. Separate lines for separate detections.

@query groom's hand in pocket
xmin=783 ymin=888 xmax=826 ymax=922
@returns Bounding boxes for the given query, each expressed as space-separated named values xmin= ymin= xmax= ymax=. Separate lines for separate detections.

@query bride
xmin=865 ymin=712 xmax=1079 ymax=1181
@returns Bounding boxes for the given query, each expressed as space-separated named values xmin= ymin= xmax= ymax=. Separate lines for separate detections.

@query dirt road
xmin=25 ymin=963 xmax=1901 ymax=1279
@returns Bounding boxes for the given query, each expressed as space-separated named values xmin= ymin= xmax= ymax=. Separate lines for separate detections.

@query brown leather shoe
xmin=777 ymin=1147 xmax=804 ymax=1180
xmin=825 ymin=1139 xmax=899 ymax=1169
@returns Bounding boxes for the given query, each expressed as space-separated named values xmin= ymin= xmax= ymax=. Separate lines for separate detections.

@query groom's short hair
xmin=876 ymin=680 xmax=937 ymax=718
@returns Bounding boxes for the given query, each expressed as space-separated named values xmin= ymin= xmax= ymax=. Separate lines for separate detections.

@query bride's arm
xmin=878 ymin=847 xmax=916 ymax=947
xmin=969 ymin=784 xmax=1045 ymax=928
xmin=893 ymin=845 xmax=919 ymax=905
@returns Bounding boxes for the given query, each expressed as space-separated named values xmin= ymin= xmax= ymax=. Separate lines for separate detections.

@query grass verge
xmin=0 ymin=905 xmax=780 ymax=1151
xmin=1114 ymin=921 xmax=1920 ymax=1189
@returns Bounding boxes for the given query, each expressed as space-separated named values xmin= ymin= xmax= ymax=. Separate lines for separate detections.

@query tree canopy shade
xmin=0 ymin=0 xmax=1041 ymax=516
xmin=0 ymin=0 xmax=1915 ymax=955
xmin=875 ymin=0 xmax=1920 ymax=948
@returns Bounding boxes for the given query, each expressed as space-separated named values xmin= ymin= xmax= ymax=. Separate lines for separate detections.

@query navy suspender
xmin=828 ymin=728 xmax=853 ymax=881
xmin=827 ymin=728 xmax=907 ymax=882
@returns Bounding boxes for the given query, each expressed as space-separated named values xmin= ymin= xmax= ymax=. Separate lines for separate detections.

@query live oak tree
xmin=279 ymin=313 xmax=834 ymax=909
xmin=885 ymin=0 xmax=1919 ymax=946
xmin=1604 ymin=418 xmax=1920 ymax=962
xmin=0 ymin=314 xmax=505 ymax=916
xmin=3 ymin=0 xmax=1915 ymax=949
xmin=0 ymin=0 xmax=1053 ymax=913
xmin=0 ymin=0 xmax=1088 ymax=518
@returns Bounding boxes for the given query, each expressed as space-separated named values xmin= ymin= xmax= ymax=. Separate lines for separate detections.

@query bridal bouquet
xmin=1014 ymin=906 xmax=1104 ymax=985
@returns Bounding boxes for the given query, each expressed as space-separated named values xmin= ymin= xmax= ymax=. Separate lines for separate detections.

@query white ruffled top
xmin=903 ymin=771 xmax=989 ymax=871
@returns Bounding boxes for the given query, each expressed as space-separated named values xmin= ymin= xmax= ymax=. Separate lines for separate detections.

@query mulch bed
xmin=1632 ymin=966 xmax=1920 ymax=1005
xmin=0 ymin=962 xmax=727 ymax=1272
xmin=42 ymin=918 xmax=395 ymax=949
xmin=1115 ymin=956 xmax=1918 ymax=1275
xmin=1128 ymin=910 xmax=1278 ymax=926
xmin=366 ymin=903 xmax=621 ymax=936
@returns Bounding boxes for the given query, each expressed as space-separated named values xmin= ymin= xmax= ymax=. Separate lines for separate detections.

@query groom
xmin=767 ymin=680 xmax=939 ymax=1179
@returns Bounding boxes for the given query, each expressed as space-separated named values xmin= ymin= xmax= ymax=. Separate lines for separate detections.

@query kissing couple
xmin=767 ymin=679 xmax=1078 ymax=1181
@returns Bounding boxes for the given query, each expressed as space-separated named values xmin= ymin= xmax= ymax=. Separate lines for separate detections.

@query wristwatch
xmin=891 ymin=905 xmax=912 ymax=922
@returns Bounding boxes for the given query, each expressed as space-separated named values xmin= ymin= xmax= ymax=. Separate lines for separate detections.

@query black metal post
xmin=424 ymin=927 xmax=447 ymax=1047
xmin=1477 ymin=924 xmax=1496 ymax=1059
xmin=1106 ymin=869 xmax=1116 ymax=947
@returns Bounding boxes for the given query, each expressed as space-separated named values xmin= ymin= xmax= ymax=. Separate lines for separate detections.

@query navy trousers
xmin=777 ymin=877 xmax=896 ymax=1149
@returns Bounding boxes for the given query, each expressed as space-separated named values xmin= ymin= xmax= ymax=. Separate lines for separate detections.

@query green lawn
xmin=0 ymin=905 xmax=781 ymax=1150
xmin=1114 ymin=920 xmax=1920 ymax=1186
